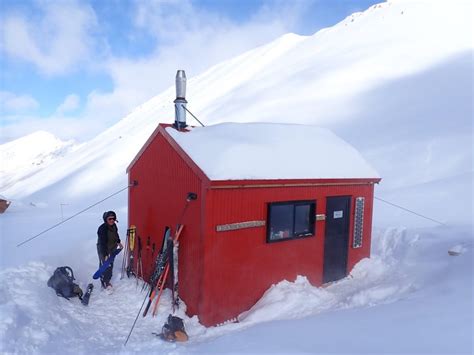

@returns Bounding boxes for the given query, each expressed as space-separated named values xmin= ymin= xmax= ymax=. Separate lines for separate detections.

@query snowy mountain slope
xmin=0 ymin=1 xmax=472 ymax=354
xmin=0 ymin=131 xmax=77 ymax=192
xmin=1 ymin=0 xmax=471 ymax=206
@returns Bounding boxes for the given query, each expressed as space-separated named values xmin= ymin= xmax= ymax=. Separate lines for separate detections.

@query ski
xmin=151 ymin=263 xmax=170 ymax=316
xmin=172 ymin=224 xmax=181 ymax=312
xmin=92 ymin=247 xmax=123 ymax=280
xmin=136 ymin=236 xmax=144 ymax=286
xmin=151 ymin=224 xmax=184 ymax=316
xmin=81 ymin=283 xmax=94 ymax=306
xmin=120 ymin=230 xmax=129 ymax=279
xmin=169 ymin=233 xmax=175 ymax=311
xmin=126 ymin=225 xmax=136 ymax=278
xmin=143 ymin=227 xmax=172 ymax=317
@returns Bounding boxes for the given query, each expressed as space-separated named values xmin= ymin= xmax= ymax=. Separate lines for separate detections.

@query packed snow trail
xmin=1 ymin=225 xmax=471 ymax=353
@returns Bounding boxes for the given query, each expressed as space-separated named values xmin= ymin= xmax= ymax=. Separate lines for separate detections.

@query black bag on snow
xmin=47 ymin=266 xmax=83 ymax=300
xmin=161 ymin=314 xmax=188 ymax=342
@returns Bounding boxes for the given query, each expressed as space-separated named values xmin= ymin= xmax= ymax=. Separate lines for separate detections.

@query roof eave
xmin=209 ymin=177 xmax=381 ymax=190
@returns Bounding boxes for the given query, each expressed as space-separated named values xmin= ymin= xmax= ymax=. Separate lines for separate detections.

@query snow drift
xmin=0 ymin=226 xmax=471 ymax=353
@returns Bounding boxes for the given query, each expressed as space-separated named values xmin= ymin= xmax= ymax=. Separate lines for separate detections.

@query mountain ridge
xmin=2 ymin=0 xmax=471 ymax=210
xmin=0 ymin=131 xmax=77 ymax=192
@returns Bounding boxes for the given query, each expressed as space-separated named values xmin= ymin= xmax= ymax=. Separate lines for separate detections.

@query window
xmin=267 ymin=200 xmax=316 ymax=242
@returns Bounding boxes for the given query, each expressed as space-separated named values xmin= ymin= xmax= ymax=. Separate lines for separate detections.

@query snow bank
xmin=1 ymin=226 xmax=470 ymax=354
xmin=238 ymin=228 xmax=419 ymax=324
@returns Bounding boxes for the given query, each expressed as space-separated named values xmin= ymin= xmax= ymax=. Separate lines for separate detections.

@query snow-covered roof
xmin=166 ymin=122 xmax=379 ymax=180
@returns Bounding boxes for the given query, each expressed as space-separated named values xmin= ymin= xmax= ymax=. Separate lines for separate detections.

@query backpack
xmin=161 ymin=315 xmax=189 ymax=342
xmin=47 ymin=266 xmax=83 ymax=300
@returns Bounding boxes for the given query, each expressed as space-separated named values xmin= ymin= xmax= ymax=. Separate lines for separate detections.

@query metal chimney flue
xmin=174 ymin=70 xmax=187 ymax=130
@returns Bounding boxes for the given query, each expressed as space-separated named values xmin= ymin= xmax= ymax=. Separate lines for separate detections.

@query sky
xmin=0 ymin=0 xmax=381 ymax=144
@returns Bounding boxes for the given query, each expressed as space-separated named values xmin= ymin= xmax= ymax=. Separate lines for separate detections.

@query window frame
xmin=266 ymin=200 xmax=316 ymax=243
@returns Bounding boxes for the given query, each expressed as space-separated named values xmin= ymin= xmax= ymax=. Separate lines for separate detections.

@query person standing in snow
xmin=97 ymin=211 xmax=123 ymax=290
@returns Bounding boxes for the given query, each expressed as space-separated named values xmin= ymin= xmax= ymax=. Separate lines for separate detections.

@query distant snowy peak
xmin=0 ymin=131 xmax=77 ymax=192
xmin=2 ymin=130 xmax=66 ymax=146
xmin=2 ymin=0 xmax=472 ymax=200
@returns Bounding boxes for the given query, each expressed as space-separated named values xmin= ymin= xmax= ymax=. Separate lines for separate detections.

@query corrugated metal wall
xmin=199 ymin=183 xmax=375 ymax=326
xmin=128 ymin=132 xmax=204 ymax=317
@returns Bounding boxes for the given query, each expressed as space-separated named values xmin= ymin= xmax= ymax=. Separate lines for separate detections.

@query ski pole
xmin=136 ymin=236 xmax=142 ymax=286
xmin=143 ymin=265 xmax=167 ymax=317
xmin=124 ymin=289 xmax=149 ymax=346
xmin=152 ymin=263 xmax=170 ymax=316
xmin=121 ymin=230 xmax=130 ymax=279
xmin=127 ymin=226 xmax=136 ymax=278
xmin=138 ymin=257 xmax=144 ymax=288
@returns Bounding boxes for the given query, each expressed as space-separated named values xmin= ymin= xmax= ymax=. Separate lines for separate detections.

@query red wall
xmin=128 ymin=132 xmax=204 ymax=317
xmin=199 ymin=183 xmax=375 ymax=326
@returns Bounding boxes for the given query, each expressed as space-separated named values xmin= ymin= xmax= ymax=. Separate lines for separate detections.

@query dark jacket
xmin=97 ymin=223 xmax=121 ymax=256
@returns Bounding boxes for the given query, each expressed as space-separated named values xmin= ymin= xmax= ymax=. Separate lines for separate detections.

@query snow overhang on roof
xmin=166 ymin=122 xmax=380 ymax=181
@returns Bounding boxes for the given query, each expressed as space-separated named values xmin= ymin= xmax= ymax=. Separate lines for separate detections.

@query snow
xmin=0 ymin=0 xmax=473 ymax=354
xmin=166 ymin=123 xmax=380 ymax=180
xmin=0 ymin=226 xmax=471 ymax=353
xmin=0 ymin=131 xmax=77 ymax=192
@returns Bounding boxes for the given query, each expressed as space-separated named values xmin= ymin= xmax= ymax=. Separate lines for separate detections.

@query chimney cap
xmin=175 ymin=70 xmax=186 ymax=99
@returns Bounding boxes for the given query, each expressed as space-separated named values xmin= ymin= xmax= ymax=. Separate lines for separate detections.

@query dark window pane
xmin=269 ymin=204 xmax=293 ymax=240
xmin=267 ymin=200 xmax=316 ymax=243
xmin=295 ymin=204 xmax=311 ymax=235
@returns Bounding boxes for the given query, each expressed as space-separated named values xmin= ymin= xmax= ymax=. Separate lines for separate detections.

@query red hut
xmin=0 ymin=195 xmax=11 ymax=214
xmin=127 ymin=71 xmax=380 ymax=326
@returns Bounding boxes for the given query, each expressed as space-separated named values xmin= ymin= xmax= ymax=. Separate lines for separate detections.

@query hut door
xmin=323 ymin=196 xmax=351 ymax=283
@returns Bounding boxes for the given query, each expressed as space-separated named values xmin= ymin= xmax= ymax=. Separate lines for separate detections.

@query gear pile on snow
xmin=47 ymin=266 xmax=83 ymax=300
xmin=156 ymin=314 xmax=189 ymax=342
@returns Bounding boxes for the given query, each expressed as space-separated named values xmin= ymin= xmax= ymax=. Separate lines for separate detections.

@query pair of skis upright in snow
xmin=121 ymin=226 xmax=135 ymax=279
xmin=121 ymin=225 xmax=143 ymax=281
xmin=143 ymin=224 xmax=183 ymax=317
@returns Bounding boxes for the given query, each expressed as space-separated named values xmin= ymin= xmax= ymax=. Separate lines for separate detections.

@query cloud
xmin=0 ymin=91 xmax=39 ymax=112
xmin=1 ymin=0 xmax=314 ymax=143
xmin=56 ymin=94 xmax=81 ymax=115
xmin=87 ymin=0 xmax=313 ymax=124
xmin=0 ymin=92 xmax=83 ymax=143
xmin=1 ymin=1 xmax=101 ymax=76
